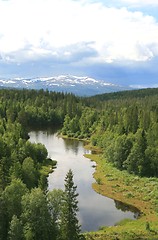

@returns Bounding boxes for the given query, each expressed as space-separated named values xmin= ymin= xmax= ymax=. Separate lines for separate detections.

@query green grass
xmin=83 ymin=151 xmax=158 ymax=240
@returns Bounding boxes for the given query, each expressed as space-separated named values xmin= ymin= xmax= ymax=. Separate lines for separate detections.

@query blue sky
xmin=0 ymin=0 xmax=158 ymax=88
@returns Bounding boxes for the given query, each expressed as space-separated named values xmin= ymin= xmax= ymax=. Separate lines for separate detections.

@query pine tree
xmin=60 ymin=169 xmax=81 ymax=240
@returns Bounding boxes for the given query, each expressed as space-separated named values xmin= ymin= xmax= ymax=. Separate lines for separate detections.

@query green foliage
xmin=0 ymin=190 xmax=8 ymax=240
xmin=3 ymin=179 xmax=28 ymax=220
xmin=1 ymin=87 xmax=158 ymax=178
xmin=47 ymin=189 xmax=64 ymax=237
xmin=8 ymin=215 xmax=24 ymax=240
xmin=61 ymin=87 xmax=158 ymax=178
xmin=22 ymin=157 xmax=37 ymax=189
xmin=96 ymin=178 xmax=102 ymax=185
xmin=22 ymin=188 xmax=54 ymax=240
xmin=60 ymin=169 xmax=81 ymax=240
xmin=47 ymin=189 xmax=64 ymax=224
xmin=1 ymin=87 xmax=158 ymax=238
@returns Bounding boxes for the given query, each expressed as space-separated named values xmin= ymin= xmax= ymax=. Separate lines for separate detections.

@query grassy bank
xmin=40 ymin=158 xmax=57 ymax=176
xmin=83 ymin=152 xmax=158 ymax=240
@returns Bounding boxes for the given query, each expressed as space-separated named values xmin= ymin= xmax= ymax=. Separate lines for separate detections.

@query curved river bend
xmin=29 ymin=129 xmax=137 ymax=232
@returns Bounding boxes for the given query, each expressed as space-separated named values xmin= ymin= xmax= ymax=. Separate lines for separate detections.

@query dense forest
xmin=1 ymin=87 xmax=158 ymax=239
xmin=62 ymin=88 xmax=158 ymax=177
xmin=0 ymin=89 xmax=83 ymax=240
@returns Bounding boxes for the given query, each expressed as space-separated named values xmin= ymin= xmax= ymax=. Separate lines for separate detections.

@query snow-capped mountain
xmin=0 ymin=75 xmax=131 ymax=96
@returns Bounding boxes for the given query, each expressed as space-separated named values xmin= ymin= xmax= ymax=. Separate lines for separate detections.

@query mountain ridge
xmin=0 ymin=75 xmax=132 ymax=96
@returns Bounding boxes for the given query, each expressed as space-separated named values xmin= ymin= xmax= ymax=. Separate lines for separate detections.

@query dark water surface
xmin=29 ymin=129 xmax=137 ymax=232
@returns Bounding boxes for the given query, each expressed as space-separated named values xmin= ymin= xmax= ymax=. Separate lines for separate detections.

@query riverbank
xmin=83 ymin=151 xmax=158 ymax=240
xmin=59 ymin=135 xmax=158 ymax=239
xmin=35 ymin=131 xmax=158 ymax=239
xmin=31 ymin=130 xmax=131 ymax=231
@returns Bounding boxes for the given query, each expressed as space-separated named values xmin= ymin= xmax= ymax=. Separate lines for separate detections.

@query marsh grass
xmin=84 ymin=153 xmax=158 ymax=240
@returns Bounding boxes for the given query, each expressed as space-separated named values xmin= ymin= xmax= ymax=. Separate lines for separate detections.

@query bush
xmin=96 ymin=178 xmax=102 ymax=185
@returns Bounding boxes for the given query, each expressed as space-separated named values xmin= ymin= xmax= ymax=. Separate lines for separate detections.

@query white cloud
xmin=130 ymin=84 xmax=158 ymax=88
xmin=119 ymin=0 xmax=158 ymax=7
xmin=0 ymin=0 xmax=158 ymax=64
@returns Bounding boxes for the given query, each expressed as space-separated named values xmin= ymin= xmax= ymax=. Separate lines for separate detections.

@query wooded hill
xmin=63 ymin=87 xmax=158 ymax=177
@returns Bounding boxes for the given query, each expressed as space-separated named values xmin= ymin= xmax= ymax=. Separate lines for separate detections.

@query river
xmin=29 ymin=129 xmax=137 ymax=232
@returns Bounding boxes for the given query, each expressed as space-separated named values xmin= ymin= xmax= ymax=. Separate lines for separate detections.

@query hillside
xmin=88 ymin=87 xmax=158 ymax=101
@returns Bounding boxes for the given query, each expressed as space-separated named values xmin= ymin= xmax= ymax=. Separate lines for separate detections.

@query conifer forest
xmin=1 ymin=88 xmax=158 ymax=239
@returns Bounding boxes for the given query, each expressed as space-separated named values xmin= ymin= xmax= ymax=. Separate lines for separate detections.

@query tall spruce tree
xmin=60 ymin=169 xmax=81 ymax=240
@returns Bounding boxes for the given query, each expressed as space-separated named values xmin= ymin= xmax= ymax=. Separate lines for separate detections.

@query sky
xmin=0 ymin=0 xmax=158 ymax=88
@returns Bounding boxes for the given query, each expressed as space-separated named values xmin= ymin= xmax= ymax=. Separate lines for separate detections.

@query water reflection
xmin=114 ymin=200 xmax=140 ymax=219
xmin=63 ymin=138 xmax=80 ymax=155
xmin=29 ymin=130 xmax=138 ymax=232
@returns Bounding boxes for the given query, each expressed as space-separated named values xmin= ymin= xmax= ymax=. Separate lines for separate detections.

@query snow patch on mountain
xmin=0 ymin=75 xmax=131 ymax=96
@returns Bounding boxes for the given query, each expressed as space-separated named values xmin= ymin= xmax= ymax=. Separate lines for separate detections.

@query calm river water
xmin=29 ymin=129 xmax=137 ymax=232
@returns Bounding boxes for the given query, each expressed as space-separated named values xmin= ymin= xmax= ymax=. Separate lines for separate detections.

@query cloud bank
xmin=0 ymin=0 xmax=158 ymax=67
xmin=120 ymin=0 xmax=158 ymax=7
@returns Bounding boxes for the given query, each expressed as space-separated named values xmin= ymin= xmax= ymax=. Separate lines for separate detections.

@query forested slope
xmin=62 ymin=87 xmax=158 ymax=177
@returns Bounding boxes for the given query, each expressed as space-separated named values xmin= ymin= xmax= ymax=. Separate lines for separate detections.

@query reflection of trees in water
xmin=64 ymin=139 xmax=80 ymax=155
xmin=114 ymin=200 xmax=140 ymax=219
